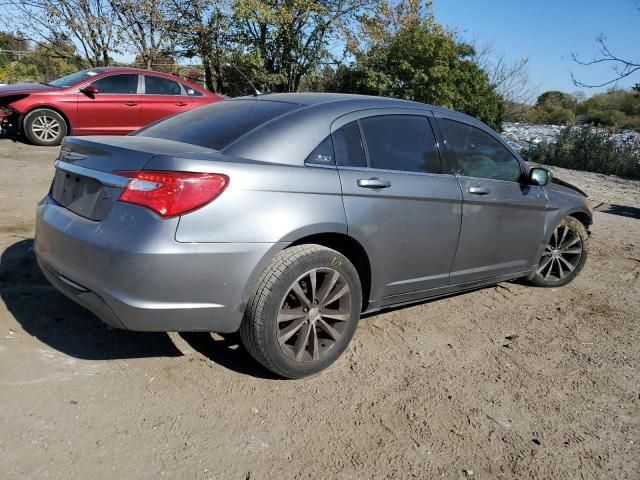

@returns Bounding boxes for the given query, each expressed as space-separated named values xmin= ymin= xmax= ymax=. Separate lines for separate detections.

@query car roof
xmin=237 ymin=92 xmax=457 ymax=115
xmin=224 ymin=92 xmax=494 ymax=164
xmin=92 ymin=66 xmax=179 ymax=76
xmin=81 ymin=67 xmax=213 ymax=94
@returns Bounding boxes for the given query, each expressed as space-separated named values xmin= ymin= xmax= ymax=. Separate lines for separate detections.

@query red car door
xmin=140 ymin=74 xmax=192 ymax=126
xmin=76 ymin=73 xmax=141 ymax=135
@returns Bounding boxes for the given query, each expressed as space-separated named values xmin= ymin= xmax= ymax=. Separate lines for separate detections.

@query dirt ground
xmin=1 ymin=137 xmax=639 ymax=480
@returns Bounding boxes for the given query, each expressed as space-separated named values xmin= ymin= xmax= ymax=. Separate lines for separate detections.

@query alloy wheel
xmin=277 ymin=267 xmax=352 ymax=363
xmin=31 ymin=115 xmax=61 ymax=142
xmin=536 ymin=224 xmax=583 ymax=282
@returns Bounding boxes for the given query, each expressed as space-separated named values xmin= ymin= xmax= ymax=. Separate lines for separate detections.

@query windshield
xmin=47 ymin=69 xmax=101 ymax=88
xmin=135 ymin=99 xmax=301 ymax=150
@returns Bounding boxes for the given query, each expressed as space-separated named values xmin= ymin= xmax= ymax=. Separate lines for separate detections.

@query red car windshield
xmin=46 ymin=69 xmax=102 ymax=88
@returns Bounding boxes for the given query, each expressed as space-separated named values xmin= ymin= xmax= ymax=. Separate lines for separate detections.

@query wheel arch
xmin=23 ymin=105 xmax=72 ymax=135
xmin=568 ymin=210 xmax=592 ymax=229
xmin=287 ymin=232 xmax=372 ymax=312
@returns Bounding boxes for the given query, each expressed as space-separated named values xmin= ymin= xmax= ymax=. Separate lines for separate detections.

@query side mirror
xmin=529 ymin=167 xmax=552 ymax=186
xmin=80 ymin=85 xmax=99 ymax=96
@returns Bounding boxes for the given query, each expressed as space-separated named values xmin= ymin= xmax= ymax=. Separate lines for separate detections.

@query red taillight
xmin=116 ymin=171 xmax=229 ymax=217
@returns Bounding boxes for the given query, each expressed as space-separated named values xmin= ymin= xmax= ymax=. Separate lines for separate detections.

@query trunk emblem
xmin=60 ymin=149 xmax=87 ymax=162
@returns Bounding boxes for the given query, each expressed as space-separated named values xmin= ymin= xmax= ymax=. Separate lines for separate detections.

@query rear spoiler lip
xmin=54 ymin=160 xmax=130 ymax=188
xmin=62 ymin=135 xmax=218 ymax=156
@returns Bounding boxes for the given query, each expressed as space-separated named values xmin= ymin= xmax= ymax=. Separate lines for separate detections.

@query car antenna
xmin=224 ymin=63 xmax=267 ymax=97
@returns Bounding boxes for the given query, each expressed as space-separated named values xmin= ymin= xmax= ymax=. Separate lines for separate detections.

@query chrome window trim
xmin=337 ymin=165 xmax=454 ymax=178
xmin=55 ymin=160 xmax=130 ymax=188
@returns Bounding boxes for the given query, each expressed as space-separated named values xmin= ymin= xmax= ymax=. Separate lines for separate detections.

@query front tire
xmin=24 ymin=108 xmax=67 ymax=146
xmin=240 ymin=245 xmax=362 ymax=379
xmin=529 ymin=216 xmax=589 ymax=287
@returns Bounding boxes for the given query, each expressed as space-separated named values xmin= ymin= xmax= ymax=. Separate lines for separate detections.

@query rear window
xmin=135 ymin=100 xmax=300 ymax=150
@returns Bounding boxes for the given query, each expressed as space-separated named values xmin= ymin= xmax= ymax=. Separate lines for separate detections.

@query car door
xmin=435 ymin=115 xmax=547 ymax=284
xmin=76 ymin=73 xmax=141 ymax=134
xmin=334 ymin=110 xmax=463 ymax=306
xmin=140 ymin=74 xmax=192 ymax=126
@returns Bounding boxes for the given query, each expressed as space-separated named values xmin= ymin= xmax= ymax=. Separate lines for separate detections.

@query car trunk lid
xmin=52 ymin=136 xmax=218 ymax=221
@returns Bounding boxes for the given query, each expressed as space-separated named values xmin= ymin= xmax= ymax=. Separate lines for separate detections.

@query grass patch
xmin=520 ymin=127 xmax=640 ymax=180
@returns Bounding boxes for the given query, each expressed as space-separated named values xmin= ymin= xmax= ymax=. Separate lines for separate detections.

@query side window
xmin=144 ymin=75 xmax=183 ymax=95
xmin=91 ymin=74 xmax=138 ymax=94
xmin=359 ymin=115 xmax=442 ymax=173
xmin=305 ymin=136 xmax=335 ymax=165
xmin=332 ymin=121 xmax=366 ymax=168
xmin=439 ymin=119 xmax=522 ymax=182
xmin=183 ymin=85 xmax=203 ymax=96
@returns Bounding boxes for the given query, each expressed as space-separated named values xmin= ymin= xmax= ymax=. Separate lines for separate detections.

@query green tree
xmin=576 ymin=88 xmax=640 ymax=128
xmin=524 ymin=91 xmax=577 ymax=125
xmin=234 ymin=0 xmax=377 ymax=92
xmin=0 ymin=32 xmax=28 ymax=69
xmin=535 ymin=91 xmax=577 ymax=111
xmin=23 ymin=42 xmax=83 ymax=81
xmin=167 ymin=0 xmax=236 ymax=93
xmin=331 ymin=16 xmax=505 ymax=130
xmin=0 ymin=61 xmax=41 ymax=83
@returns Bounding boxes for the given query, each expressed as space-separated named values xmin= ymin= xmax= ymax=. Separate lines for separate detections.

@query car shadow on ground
xmin=179 ymin=332 xmax=279 ymax=380
xmin=0 ymin=239 xmax=277 ymax=378
xmin=1 ymin=238 xmax=183 ymax=360
xmin=595 ymin=202 xmax=640 ymax=220
xmin=0 ymin=130 xmax=30 ymax=145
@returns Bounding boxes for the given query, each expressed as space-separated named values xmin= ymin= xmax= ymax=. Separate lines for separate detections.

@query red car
xmin=0 ymin=67 xmax=223 ymax=146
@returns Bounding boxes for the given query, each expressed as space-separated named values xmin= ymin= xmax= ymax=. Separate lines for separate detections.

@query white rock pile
xmin=501 ymin=122 xmax=640 ymax=152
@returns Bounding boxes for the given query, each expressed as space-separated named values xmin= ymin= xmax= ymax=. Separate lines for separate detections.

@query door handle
xmin=125 ymin=102 xmax=138 ymax=106
xmin=468 ymin=186 xmax=490 ymax=195
xmin=357 ymin=178 xmax=391 ymax=189
xmin=175 ymin=102 xmax=188 ymax=106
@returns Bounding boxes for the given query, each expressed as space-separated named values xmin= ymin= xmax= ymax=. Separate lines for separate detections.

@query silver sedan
xmin=35 ymin=93 xmax=592 ymax=378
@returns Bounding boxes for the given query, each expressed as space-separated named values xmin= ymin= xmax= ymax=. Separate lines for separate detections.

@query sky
xmin=432 ymin=0 xmax=640 ymax=96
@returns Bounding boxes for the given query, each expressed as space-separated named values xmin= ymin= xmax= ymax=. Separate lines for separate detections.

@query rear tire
xmin=24 ymin=108 xmax=67 ymax=146
xmin=529 ymin=216 xmax=589 ymax=287
xmin=240 ymin=245 xmax=362 ymax=379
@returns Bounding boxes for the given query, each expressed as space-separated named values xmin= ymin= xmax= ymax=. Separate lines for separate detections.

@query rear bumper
xmin=35 ymin=196 xmax=284 ymax=332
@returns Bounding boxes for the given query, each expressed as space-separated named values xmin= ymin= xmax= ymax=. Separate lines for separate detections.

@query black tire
xmin=240 ymin=245 xmax=362 ymax=379
xmin=529 ymin=216 xmax=589 ymax=288
xmin=24 ymin=108 xmax=67 ymax=146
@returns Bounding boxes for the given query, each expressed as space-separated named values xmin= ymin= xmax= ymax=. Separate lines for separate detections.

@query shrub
xmin=520 ymin=127 xmax=640 ymax=180
xmin=585 ymin=109 xmax=625 ymax=127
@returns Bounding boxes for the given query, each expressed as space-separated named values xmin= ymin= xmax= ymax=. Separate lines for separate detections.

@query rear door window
xmin=359 ymin=115 xmax=442 ymax=173
xmin=144 ymin=75 xmax=183 ymax=95
xmin=91 ymin=74 xmax=138 ymax=94
xmin=135 ymin=99 xmax=301 ymax=150
xmin=439 ymin=119 xmax=522 ymax=182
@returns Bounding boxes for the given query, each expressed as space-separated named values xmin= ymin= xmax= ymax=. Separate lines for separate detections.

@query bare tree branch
xmin=572 ymin=34 xmax=640 ymax=88
xmin=1 ymin=0 xmax=119 ymax=67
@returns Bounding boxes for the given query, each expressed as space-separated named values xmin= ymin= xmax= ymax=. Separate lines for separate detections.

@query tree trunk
xmin=203 ymin=58 xmax=215 ymax=92
xmin=213 ymin=62 xmax=224 ymax=94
